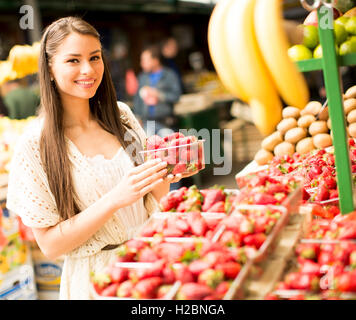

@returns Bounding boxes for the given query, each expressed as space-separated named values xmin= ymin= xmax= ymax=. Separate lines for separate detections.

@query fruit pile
xmin=234 ymin=173 xmax=300 ymax=207
xmin=265 ymin=212 xmax=356 ymax=300
xmin=288 ymin=7 xmax=356 ymax=61
xmin=90 ymin=238 xmax=241 ymax=300
xmin=159 ymin=185 xmax=237 ymax=214
xmin=254 ymin=85 xmax=356 ymax=165
xmin=142 ymin=132 xmax=204 ymax=176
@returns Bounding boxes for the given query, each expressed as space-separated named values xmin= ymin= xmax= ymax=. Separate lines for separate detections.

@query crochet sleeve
xmin=6 ymin=129 xmax=61 ymax=228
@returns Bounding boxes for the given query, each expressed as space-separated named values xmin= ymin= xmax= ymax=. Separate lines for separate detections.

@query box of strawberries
xmin=140 ymin=132 xmax=205 ymax=176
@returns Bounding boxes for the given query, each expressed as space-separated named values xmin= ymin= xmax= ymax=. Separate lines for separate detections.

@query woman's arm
xmin=32 ymin=159 xmax=167 ymax=260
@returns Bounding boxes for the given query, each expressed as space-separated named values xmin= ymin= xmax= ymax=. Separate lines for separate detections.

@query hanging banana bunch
xmin=0 ymin=42 xmax=40 ymax=85
xmin=207 ymin=0 xmax=310 ymax=136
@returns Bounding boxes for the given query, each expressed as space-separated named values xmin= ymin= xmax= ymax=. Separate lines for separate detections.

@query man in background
xmin=1 ymin=78 xmax=40 ymax=119
xmin=133 ymin=44 xmax=182 ymax=137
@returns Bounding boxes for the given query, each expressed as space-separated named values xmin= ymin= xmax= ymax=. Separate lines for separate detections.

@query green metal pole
xmin=317 ymin=6 xmax=354 ymax=214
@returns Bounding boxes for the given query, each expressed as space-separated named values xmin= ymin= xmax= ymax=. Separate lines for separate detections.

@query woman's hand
xmin=110 ymin=158 xmax=168 ymax=209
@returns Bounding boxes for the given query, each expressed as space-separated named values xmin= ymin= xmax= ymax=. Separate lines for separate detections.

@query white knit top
xmin=6 ymin=102 xmax=159 ymax=299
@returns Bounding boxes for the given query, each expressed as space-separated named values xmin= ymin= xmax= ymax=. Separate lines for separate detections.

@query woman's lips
xmin=74 ymin=79 xmax=95 ymax=88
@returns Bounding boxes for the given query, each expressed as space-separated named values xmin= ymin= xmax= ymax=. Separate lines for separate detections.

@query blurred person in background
xmin=0 ymin=94 xmax=8 ymax=116
xmin=133 ymin=44 xmax=182 ymax=137
xmin=161 ymin=36 xmax=185 ymax=94
xmin=1 ymin=78 xmax=40 ymax=119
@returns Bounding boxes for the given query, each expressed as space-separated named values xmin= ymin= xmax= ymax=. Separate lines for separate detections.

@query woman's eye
xmin=67 ymin=59 xmax=79 ymax=63
xmin=91 ymin=55 xmax=101 ymax=61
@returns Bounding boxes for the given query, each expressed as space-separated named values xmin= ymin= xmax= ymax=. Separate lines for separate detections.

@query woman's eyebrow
xmin=64 ymin=49 xmax=101 ymax=57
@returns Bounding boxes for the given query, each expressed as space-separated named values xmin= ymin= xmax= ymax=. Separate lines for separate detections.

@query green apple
xmin=339 ymin=39 xmax=356 ymax=55
xmin=288 ymin=45 xmax=313 ymax=61
xmin=334 ymin=22 xmax=348 ymax=45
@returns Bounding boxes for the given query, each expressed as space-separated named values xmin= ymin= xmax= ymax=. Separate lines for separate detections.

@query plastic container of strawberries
xmin=139 ymin=140 xmax=205 ymax=176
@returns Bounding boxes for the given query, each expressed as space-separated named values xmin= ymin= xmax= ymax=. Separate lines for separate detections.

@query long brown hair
xmin=38 ymin=17 xmax=143 ymax=221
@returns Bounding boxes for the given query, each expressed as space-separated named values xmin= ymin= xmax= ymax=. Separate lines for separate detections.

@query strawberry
xmin=219 ymin=230 xmax=242 ymax=248
xmin=125 ymin=239 xmax=148 ymax=253
xmin=337 ymin=222 xmax=356 ymax=240
xmin=173 ymin=264 xmax=194 ymax=283
xmin=215 ymin=281 xmax=231 ymax=299
xmin=162 ymin=266 xmax=176 ymax=284
xmin=202 ymin=188 xmax=225 ymax=212
xmin=115 ymin=244 xmax=136 ymax=262
xmin=155 ymin=242 xmax=185 ymax=262
xmin=164 ymin=132 xmax=185 ymax=143
xmin=243 ymin=233 xmax=267 ymax=249
xmin=298 ymin=259 xmax=322 ymax=276
xmin=157 ymin=284 xmax=173 ymax=299
xmin=133 ymin=277 xmax=163 ymax=299
xmin=169 ymin=136 xmax=197 ymax=147
xmin=176 ymin=282 xmax=213 ymax=300
xmin=180 ymin=145 xmax=199 ymax=163
xmin=100 ymin=283 xmax=119 ymax=297
xmin=175 ymin=218 xmax=190 ymax=233
xmin=314 ymin=182 xmax=330 ymax=202
xmin=187 ymin=213 xmax=208 ymax=236
xmin=198 ymin=269 xmax=224 ymax=289
xmin=160 ymin=193 xmax=179 ymax=211
xmin=204 ymin=250 xmax=232 ymax=265
xmin=172 ymin=162 xmax=187 ymax=175
xmin=207 ymin=201 xmax=225 ymax=213
xmin=335 ymin=271 xmax=356 ymax=292
xmin=296 ymin=243 xmax=320 ymax=260
xmin=138 ymin=259 xmax=165 ymax=280
xmin=284 ymin=272 xmax=320 ymax=291
xmin=253 ymin=193 xmax=278 ymax=205
xmin=215 ymin=262 xmax=241 ymax=279
xmin=176 ymin=202 xmax=186 ymax=212
xmin=146 ymin=135 xmax=166 ymax=150
xmin=116 ymin=280 xmax=134 ymax=297
xmin=163 ymin=227 xmax=184 ymax=237
xmin=91 ymin=272 xmax=112 ymax=295
xmin=137 ymin=247 xmax=160 ymax=262
xmin=188 ymin=259 xmax=213 ymax=277
xmin=108 ymin=264 xmax=128 ymax=283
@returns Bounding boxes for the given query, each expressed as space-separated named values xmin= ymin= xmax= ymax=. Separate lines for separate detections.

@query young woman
xmin=6 ymin=17 xmax=193 ymax=299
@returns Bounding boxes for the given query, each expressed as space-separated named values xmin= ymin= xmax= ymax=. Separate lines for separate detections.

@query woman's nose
xmin=80 ymin=60 xmax=94 ymax=75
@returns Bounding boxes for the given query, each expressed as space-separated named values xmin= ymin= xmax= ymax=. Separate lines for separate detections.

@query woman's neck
xmin=62 ymin=96 xmax=93 ymax=130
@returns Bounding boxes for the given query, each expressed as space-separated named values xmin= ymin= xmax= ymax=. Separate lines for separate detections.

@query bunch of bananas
xmin=208 ymin=0 xmax=310 ymax=136
xmin=0 ymin=42 xmax=40 ymax=85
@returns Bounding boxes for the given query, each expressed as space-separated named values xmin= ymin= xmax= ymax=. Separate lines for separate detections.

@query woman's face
xmin=50 ymin=32 xmax=104 ymax=101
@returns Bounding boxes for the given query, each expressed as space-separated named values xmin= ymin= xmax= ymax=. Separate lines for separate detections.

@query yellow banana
xmin=207 ymin=0 xmax=248 ymax=102
xmin=254 ymin=0 xmax=309 ymax=109
xmin=225 ymin=0 xmax=283 ymax=136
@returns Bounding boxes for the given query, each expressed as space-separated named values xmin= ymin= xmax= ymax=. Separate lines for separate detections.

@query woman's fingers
xmin=129 ymin=158 xmax=163 ymax=176
xmin=134 ymin=167 xmax=167 ymax=191
xmin=139 ymin=176 xmax=165 ymax=196
xmin=133 ymin=160 xmax=167 ymax=183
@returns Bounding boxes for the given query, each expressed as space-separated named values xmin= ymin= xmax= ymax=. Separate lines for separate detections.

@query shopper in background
xmin=133 ymin=44 xmax=182 ymax=137
xmin=1 ymin=78 xmax=40 ymax=119
xmin=0 ymin=94 xmax=8 ymax=116
xmin=161 ymin=36 xmax=185 ymax=94
xmin=6 ymin=17 xmax=196 ymax=300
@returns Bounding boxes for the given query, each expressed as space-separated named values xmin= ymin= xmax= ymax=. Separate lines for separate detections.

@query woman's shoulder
xmin=14 ymin=117 xmax=43 ymax=154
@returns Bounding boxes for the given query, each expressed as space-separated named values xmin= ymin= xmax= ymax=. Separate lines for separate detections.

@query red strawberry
xmin=100 ymin=283 xmax=119 ymax=297
xmin=202 ymin=189 xmax=225 ymax=212
xmin=160 ymin=194 xmax=179 ymax=211
xmin=176 ymin=282 xmax=213 ymax=300
xmin=108 ymin=264 xmax=128 ymax=283
xmin=163 ymin=226 xmax=184 ymax=237
xmin=284 ymin=272 xmax=320 ymax=291
xmin=137 ymin=247 xmax=160 ymax=262
xmin=170 ymin=136 xmax=197 ymax=147
xmin=253 ymin=193 xmax=278 ymax=205
xmin=176 ymin=202 xmax=186 ymax=212
xmin=215 ymin=281 xmax=230 ymax=299
xmin=91 ymin=272 xmax=111 ymax=295
xmin=219 ymin=230 xmax=242 ymax=247
xmin=173 ymin=264 xmax=194 ymax=283
xmin=164 ymin=132 xmax=185 ymax=143
xmin=117 ymin=280 xmax=134 ymax=297
xmin=172 ymin=162 xmax=187 ymax=175
xmin=125 ymin=239 xmax=148 ymax=253
xmin=335 ymin=271 xmax=356 ymax=292
xmin=298 ymin=259 xmax=322 ymax=276
xmin=329 ymin=189 xmax=339 ymax=199
xmin=187 ymin=213 xmax=208 ymax=236
xmin=133 ymin=277 xmax=162 ymax=299
xmin=175 ymin=218 xmax=190 ymax=233
xmin=314 ymin=182 xmax=330 ymax=202
xmin=146 ymin=135 xmax=166 ymax=150
xmin=162 ymin=266 xmax=176 ymax=284
xmin=215 ymin=262 xmax=241 ymax=279
xmin=207 ymin=201 xmax=225 ymax=213
xmin=188 ymin=259 xmax=213 ymax=277
xmin=155 ymin=242 xmax=185 ymax=262
xmin=243 ymin=233 xmax=267 ymax=249
xmin=134 ymin=259 xmax=165 ymax=281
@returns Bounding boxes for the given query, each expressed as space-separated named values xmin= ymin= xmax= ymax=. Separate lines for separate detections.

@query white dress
xmin=6 ymin=102 xmax=159 ymax=300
